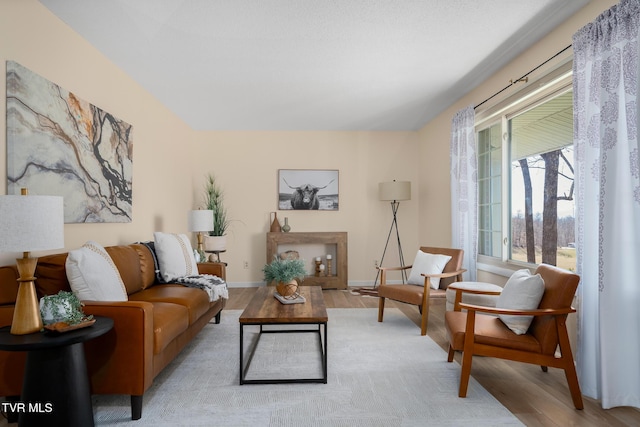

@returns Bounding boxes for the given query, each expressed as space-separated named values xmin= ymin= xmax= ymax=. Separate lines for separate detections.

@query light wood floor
xmin=228 ymin=287 xmax=640 ymax=427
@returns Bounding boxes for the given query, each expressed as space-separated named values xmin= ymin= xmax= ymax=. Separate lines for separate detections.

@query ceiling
xmin=39 ymin=0 xmax=590 ymax=131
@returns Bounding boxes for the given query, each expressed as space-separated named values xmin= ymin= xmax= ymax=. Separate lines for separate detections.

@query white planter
xmin=204 ymin=235 xmax=227 ymax=252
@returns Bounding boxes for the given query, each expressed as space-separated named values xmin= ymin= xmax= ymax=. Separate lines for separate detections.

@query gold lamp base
xmin=11 ymin=254 xmax=43 ymax=335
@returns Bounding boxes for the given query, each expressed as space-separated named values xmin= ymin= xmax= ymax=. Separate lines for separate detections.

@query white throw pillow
xmin=496 ymin=269 xmax=545 ymax=335
xmin=407 ymin=250 xmax=452 ymax=289
xmin=66 ymin=241 xmax=128 ymax=301
xmin=154 ymin=232 xmax=199 ymax=282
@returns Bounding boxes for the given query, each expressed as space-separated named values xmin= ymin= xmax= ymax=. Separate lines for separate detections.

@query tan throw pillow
xmin=65 ymin=241 xmax=128 ymax=301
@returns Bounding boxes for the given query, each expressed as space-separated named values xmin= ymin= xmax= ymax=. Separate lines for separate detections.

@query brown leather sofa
xmin=0 ymin=243 xmax=226 ymax=420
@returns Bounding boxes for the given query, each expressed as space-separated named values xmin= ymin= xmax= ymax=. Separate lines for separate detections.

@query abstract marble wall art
xmin=6 ymin=61 xmax=133 ymax=223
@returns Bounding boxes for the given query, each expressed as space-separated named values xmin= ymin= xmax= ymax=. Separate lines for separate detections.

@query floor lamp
xmin=355 ymin=180 xmax=411 ymax=296
xmin=376 ymin=180 xmax=411 ymax=285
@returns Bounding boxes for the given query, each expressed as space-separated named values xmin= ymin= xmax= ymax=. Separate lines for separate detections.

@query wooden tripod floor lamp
xmin=375 ymin=180 xmax=411 ymax=285
xmin=354 ymin=180 xmax=411 ymax=296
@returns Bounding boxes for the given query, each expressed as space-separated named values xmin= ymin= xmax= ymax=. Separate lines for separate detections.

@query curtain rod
xmin=474 ymin=44 xmax=573 ymax=110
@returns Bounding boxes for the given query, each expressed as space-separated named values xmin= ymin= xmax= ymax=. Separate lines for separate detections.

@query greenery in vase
xmin=204 ymin=173 xmax=231 ymax=236
xmin=40 ymin=291 xmax=92 ymax=325
xmin=262 ymin=256 xmax=307 ymax=284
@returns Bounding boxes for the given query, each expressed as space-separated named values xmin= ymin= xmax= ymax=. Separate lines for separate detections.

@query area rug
xmin=93 ymin=308 xmax=522 ymax=426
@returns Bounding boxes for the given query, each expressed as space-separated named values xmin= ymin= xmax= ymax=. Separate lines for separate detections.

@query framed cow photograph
xmin=278 ymin=169 xmax=339 ymax=211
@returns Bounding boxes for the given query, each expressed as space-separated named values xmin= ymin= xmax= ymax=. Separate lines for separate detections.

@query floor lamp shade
xmin=0 ymin=194 xmax=64 ymax=335
xmin=379 ymin=181 xmax=411 ymax=201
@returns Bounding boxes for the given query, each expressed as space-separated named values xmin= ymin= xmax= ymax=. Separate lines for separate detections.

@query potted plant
xmin=39 ymin=291 xmax=93 ymax=325
xmin=262 ymin=256 xmax=307 ymax=298
xmin=203 ymin=173 xmax=231 ymax=252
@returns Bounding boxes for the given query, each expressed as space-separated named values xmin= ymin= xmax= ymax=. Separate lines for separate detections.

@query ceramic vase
xmin=270 ymin=212 xmax=281 ymax=232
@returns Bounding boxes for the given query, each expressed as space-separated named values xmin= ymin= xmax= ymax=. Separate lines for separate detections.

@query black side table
xmin=0 ymin=316 xmax=113 ymax=427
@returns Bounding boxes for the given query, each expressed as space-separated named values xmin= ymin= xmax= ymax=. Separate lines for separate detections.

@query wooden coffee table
xmin=239 ymin=286 xmax=328 ymax=385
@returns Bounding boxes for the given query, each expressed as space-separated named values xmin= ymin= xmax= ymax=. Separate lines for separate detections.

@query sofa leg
xmin=215 ymin=311 xmax=221 ymax=324
xmin=131 ymin=395 xmax=143 ymax=420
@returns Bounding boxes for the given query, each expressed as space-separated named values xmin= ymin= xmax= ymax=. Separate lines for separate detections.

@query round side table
xmin=0 ymin=316 xmax=113 ymax=427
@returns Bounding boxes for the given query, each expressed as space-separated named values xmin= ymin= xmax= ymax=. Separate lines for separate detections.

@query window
xmin=476 ymin=67 xmax=576 ymax=271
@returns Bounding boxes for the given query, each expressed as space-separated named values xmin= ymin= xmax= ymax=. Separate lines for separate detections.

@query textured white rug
xmin=93 ymin=308 xmax=522 ymax=426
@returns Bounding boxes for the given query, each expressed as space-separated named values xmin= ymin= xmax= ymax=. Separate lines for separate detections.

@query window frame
xmin=475 ymin=60 xmax=574 ymax=273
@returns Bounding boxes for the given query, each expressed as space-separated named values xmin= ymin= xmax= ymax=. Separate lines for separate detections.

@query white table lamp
xmin=188 ymin=209 xmax=214 ymax=256
xmin=0 ymin=189 xmax=64 ymax=335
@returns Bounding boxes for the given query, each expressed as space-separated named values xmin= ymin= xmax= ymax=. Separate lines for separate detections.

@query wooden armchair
xmin=378 ymin=247 xmax=465 ymax=335
xmin=445 ymin=264 xmax=583 ymax=409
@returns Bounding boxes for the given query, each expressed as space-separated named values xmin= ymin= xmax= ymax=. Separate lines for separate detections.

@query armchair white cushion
xmin=407 ymin=250 xmax=452 ymax=289
xmin=496 ymin=269 xmax=545 ymax=334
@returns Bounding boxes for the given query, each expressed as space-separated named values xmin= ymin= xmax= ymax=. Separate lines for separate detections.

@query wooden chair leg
xmin=420 ymin=304 xmax=428 ymax=335
xmin=563 ymin=363 xmax=584 ymax=410
xmin=378 ymin=297 xmax=385 ymax=322
xmin=447 ymin=345 xmax=455 ymax=362
xmin=459 ymin=350 xmax=473 ymax=397
xmin=459 ymin=309 xmax=476 ymax=397
xmin=557 ymin=317 xmax=584 ymax=409
xmin=541 ymin=366 xmax=548 ymax=372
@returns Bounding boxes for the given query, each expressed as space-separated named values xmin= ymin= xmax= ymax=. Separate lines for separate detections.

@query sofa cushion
xmin=407 ymin=250 xmax=452 ymax=289
xmin=150 ymin=302 xmax=190 ymax=354
xmin=66 ymin=241 xmax=128 ymax=302
xmin=34 ymin=253 xmax=71 ymax=297
xmin=0 ymin=266 xmax=18 ymax=306
xmin=132 ymin=243 xmax=160 ymax=289
xmin=129 ymin=285 xmax=211 ymax=325
xmin=105 ymin=245 xmax=144 ymax=295
xmin=153 ymin=233 xmax=199 ymax=282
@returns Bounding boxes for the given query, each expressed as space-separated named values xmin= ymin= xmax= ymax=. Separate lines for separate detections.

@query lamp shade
xmin=188 ymin=209 xmax=214 ymax=232
xmin=0 ymin=195 xmax=64 ymax=252
xmin=379 ymin=181 xmax=411 ymax=201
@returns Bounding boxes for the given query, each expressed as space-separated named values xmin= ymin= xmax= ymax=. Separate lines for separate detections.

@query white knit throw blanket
xmin=174 ymin=274 xmax=229 ymax=302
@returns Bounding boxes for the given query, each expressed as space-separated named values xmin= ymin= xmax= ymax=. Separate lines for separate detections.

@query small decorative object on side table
xmin=326 ymin=254 xmax=333 ymax=277
xmin=206 ymin=250 xmax=227 ymax=264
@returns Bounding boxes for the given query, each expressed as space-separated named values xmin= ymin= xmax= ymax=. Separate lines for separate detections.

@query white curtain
xmin=450 ymin=105 xmax=477 ymax=281
xmin=573 ymin=0 xmax=640 ymax=409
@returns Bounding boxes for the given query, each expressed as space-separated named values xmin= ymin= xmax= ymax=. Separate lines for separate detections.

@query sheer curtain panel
xmin=573 ymin=0 xmax=640 ymax=409
xmin=450 ymin=105 xmax=477 ymax=281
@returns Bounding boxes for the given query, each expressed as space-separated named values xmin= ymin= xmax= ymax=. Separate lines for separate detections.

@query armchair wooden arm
xmin=377 ymin=265 xmax=412 ymax=286
xmin=376 ymin=265 xmax=412 ymax=272
xmin=458 ymin=302 xmax=576 ymax=317
xmin=421 ymin=268 xmax=467 ymax=279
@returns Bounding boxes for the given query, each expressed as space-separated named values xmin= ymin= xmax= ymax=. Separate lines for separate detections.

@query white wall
xmin=0 ymin=1 xmax=420 ymax=287
xmin=190 ymin=131 xmax=419 ymax=285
